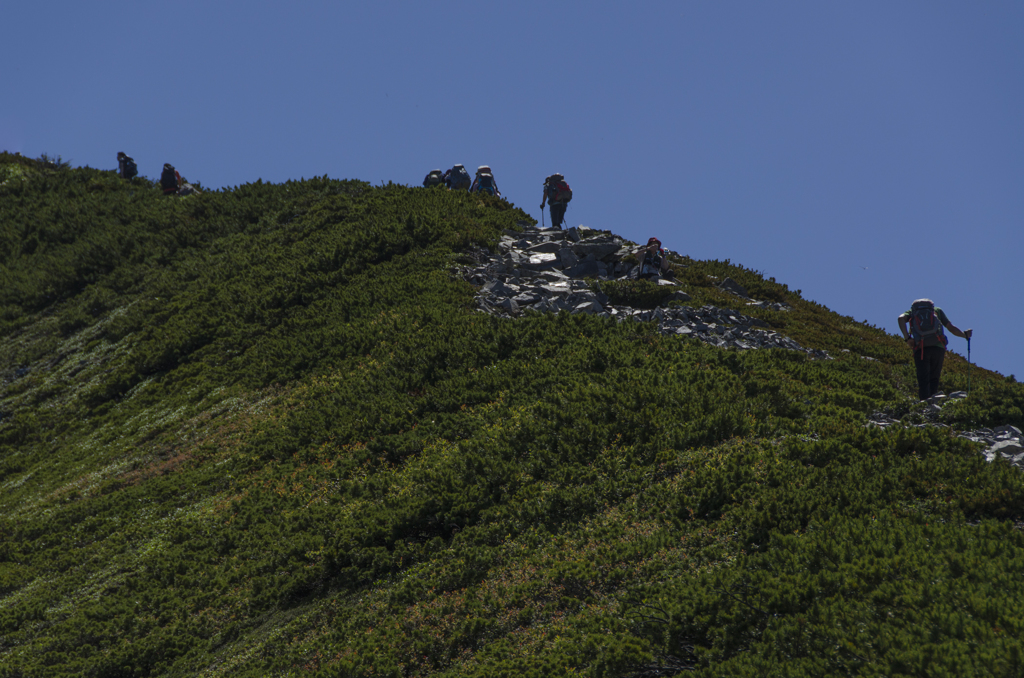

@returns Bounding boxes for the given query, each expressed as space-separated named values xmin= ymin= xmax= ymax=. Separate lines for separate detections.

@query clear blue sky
xmin=4 ymin=2 xmax=1022 ymax=379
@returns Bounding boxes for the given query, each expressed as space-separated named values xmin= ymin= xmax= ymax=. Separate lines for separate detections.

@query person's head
xmin=117 ymin=152 xmax=126 ymax=160
xmin=164 ymin=163 xmax=173 ymax=171
xmin=477 ymin=165 xmax=491 ymax=175
xmin=647 ymin=237 xmax=662 ymax=249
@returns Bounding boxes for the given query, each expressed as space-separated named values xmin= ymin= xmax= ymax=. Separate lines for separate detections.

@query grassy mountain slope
xmin=2 ymin=152 xmax=1023 ymax=677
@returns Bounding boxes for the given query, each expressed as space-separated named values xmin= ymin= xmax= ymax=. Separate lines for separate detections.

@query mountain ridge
xmin=2 ymin=152 xmax=1023 ymax=677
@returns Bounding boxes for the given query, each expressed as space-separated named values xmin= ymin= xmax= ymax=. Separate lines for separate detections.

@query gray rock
xmin=523 ymin=252 xmax=559 ymax=270
xmin=495 ymin=298 xmax=520 ymax=314
xmin=718 ymin=277 xmax=749 ymax=298
xmin=535 ymin=270 xmax=569 ymax=283
xmin=513 ymin=292 xmax=542 ymax=305
xmin=481 ymin=280 xmax=517 ymax=296
xmin=564 ymin=261 xmax=603 ymax=279
xmin=572 ymin=242 xmax=621 ymax=261
xmin=540 ymin=283 xmax=573 ymax=296
xmin=527 ymin=241 xmax=564 ymax=254
xmin=574 ymin=301 xmax=603 ymax=314
xmin=558 ymin=248 xmax=580 ymax=268
xmin=990 ymin=439 xmax=1024 ymax=454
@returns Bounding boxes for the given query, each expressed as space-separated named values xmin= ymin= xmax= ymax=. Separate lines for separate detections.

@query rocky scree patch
xmin=453 ymin=225 xmax=830 ymax=359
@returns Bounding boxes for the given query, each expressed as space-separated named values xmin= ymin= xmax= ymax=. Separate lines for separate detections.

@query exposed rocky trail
xmin=454 ymin=225 xmax=831 ymax=359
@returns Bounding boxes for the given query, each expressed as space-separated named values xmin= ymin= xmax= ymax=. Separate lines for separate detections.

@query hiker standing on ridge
xmin=447 ymin=164 xmax=471 ymax=191
xmin=898 ymin=299 xmax=972 ymax=401
xmin=160 ymin=163 xmax=181 ymax=196
xmin=117 ymin=152 xmax=138 ymax=180
xmin=540 ymin=173 xmax=572 ymax=229
xmin=470 ymin=165 xmax=500 ymax=197
xmin=423 ymin=169 xmax=444 ymax=187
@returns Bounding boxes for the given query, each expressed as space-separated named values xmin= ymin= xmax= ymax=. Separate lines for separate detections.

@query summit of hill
xmin=2 ymin=152 xmax=1024 ymax=677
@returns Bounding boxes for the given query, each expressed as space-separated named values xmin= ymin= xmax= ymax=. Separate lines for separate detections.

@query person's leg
xmin=552 ymin=203 xmax=566 ymax=229
xmin=913 ymin=352 xmax=930 ymax=401
xmin=927 ymin=347 xmax=945 ymax=397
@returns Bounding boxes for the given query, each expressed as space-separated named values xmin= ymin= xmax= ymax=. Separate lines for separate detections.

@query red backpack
xmin=545 ymin=174 xmax=572 ymax=203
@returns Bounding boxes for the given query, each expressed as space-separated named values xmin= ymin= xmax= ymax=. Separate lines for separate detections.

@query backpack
xmin=545 ymin=174 xmax=572 ymax=203
xmin=909 ymin=300 xmax=947 ymax=354
xmin=124 ymin=157 xmax=138 ymax=179
xmin=639 ymin=249 xmax=663 ymax=278
xmin=475 ymin=173 xmax=496 ymax=195
xmin=450 ymin=165 xmax=471 ymax=190
xmin=160 ymin=165 xmax=178 ymax=193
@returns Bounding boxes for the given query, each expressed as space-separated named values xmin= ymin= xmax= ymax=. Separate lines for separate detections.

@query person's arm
xmin=897 ymin=314 xmax=914 ymax=349
xmin=943 ymin=320 xmax=973 ymax=340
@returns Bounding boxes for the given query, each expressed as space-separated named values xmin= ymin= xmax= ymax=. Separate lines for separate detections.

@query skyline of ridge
xmin=3 ymin=1 xmax=1021 ymax=378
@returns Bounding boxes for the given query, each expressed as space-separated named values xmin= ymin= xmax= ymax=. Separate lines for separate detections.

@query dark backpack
xmin=424 ymin=170 xmax=444 ymax=187
xmin=909 ymin=300 xmax=947 ymax=353
xmin=123 ymin=157 xmax=138 ymax=179
xmin=639 ymin=249 xmax=663 ymax=278
xmin=475 ymin=173 xmax=496 ymax=195
xmin=450 ymin=166 xmax=471 ymax=190
xmin=545 ymin=175 xmax=572 ymax=203
xmin=160 ymin=165 xmax=178 ymax=193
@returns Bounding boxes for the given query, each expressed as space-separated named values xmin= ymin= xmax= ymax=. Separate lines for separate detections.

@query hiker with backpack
xmin=540 ymin=173 xmax=572 ymax=229
xmin=160 ymin=163 xmax=181 ymax=196
xmin=423 ymin=169 xmax=445 ymax=188
xmin=636 ymin=237 xmax=670 ymax=280
xmin=898 ymin=299 xmax=973 ymax=401
xmin=447 ymin=164 xmax=471 ymax=191
xmin=470 ymin=165 xmax=500 ymax=197
xmin=117 ymin=152 xmax=138 ymax=180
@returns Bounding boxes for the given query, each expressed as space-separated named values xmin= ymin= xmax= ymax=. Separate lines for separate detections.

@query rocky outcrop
xmin=867 ymin=391 xmax=1024 ymax=471
xmin=454 ymin=225 xmax=828 ymax=359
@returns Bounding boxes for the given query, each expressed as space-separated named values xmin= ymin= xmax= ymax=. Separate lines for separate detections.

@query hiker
xmin=470 ymin=165 xmax=500 ymax=197
xmin=636 ymin=237 xmax=670 ymax=279
xmin=160 ymin=163 xmax=181 ymax=196
xmin=898 ymin=299 xmax=973 ymax=401
xmin=447 ymin=164 xmax=471 ymax=191
xmin=540 ymin=173 xmax=572 ymax=229
xmin=116 ymin=152 xmax=138 ymax=180
xmin=423 ymin=169 xmax=444 ymax=187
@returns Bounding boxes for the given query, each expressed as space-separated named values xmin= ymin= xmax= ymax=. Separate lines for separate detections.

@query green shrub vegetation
xmin=1 ymin=152 xmax=1023 ymax=677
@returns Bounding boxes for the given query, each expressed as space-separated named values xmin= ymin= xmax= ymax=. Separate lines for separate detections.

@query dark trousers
xmin=549 ymin=202 xmax=567 ymax=229
xmin=913 ymin=345 xmax=945 ymax=400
